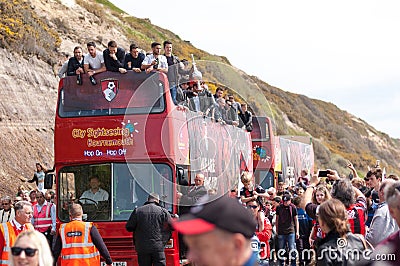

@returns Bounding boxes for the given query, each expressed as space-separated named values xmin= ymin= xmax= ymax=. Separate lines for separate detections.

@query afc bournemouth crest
xmin=101 ymin=79 xmax=119 ymax=102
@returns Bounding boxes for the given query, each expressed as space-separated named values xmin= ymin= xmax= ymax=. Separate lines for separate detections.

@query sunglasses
xmin=11 ymin=247 xmax=38 ymax=257
xmin=247 ymin=205 xmax=258 ymax=209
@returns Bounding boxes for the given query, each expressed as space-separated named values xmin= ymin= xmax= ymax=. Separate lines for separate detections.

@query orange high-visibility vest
xmin=33 ymin=203 xmax=53 ymax=233
xmin=0 ymin=222 xmax=34 ymax=266
xmin=60 ymin=220 xmax=100 ymax=266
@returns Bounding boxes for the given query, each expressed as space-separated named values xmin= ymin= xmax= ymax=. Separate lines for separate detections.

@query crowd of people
xmin=0 ymin=163 xmax=113 ymax=266
xmin=201 ymin=163 xmax=399 ymax=266
xmin=3 ymin=159 xmax=400 ymax=266
xmin=57 ymin=39 xmax=254 ymax=131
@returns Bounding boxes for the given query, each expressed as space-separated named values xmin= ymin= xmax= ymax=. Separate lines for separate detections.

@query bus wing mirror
xmin=44 ymin=173 xmax=55 ymax=189
xmin=177 ymin=167 xmax=188 ymax=185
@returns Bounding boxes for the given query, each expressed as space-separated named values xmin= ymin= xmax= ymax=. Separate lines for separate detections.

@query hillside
xmin=0 ymin=0 xmax=399 ymax=196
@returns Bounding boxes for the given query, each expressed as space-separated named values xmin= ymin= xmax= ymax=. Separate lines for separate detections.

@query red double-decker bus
xmin=251 ymin=116 xmax=314 ymax=188
xmin=50 ymin=71 xmax=252 ymax=265
xmin=251 ymin=116 xmax=276 ymax=188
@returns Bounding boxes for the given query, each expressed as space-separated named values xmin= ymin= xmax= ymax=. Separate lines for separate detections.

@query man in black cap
xmin=276 ymin=193 xmax=299 ymax=266
xmin=172 ymin=195 xmax=260 ymax=266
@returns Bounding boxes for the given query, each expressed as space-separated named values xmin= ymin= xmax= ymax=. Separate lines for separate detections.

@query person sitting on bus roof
xmin=103 ymin=40 xmax=127 ymax=74
xmin=215 ymin=97 xmax=239 ymax=125
xmin=124 ymin=43 xmax=145 ymax=72
xmin=214 ymin=97 xmax=227 ymax=123
xmin=228 ymin=94 xmax=242 ymax=113
xmin=238 ymin=103 xmax=253 ymax=132
xmin=178 ymin=77 xmax=200 ymax=108
xmin=163 ymin=40 xmax=191 ymax=105
xmin=225 ymin=100 xmax=240 ymax=126
xmin=79 ymin=176 xmax=109 ymax=204
xmin=187 ymin=81 xmax=215 ymax=116
xmin=66 ymin=46 xmax=85 ymax=77
xmin=213 ymin=87 xmax=224 ymax=101
xmin=141 ymin=42 xmax=168 ymax=74
xmin=176 ymin=77 xmax=190 ymax=106
xmin=83 ymin=41 xmax=106 ymax=77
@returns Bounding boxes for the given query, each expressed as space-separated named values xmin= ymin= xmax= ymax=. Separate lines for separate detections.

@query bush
xmin=0 ymin=0 xmax=60 ymax=65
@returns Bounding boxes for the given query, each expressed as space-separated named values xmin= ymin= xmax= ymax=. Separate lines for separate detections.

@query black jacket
xmin=179 ymin=185 xmax=207 ymax=215
xmin=125 ymin=201 xmax=172 ymax=253
xmin=103 ymin=47 xmax=126 ymax=72
xmin=124 ymin=52 xmax=145 ymax=70
xmin=67 ymin=57 xmax=84 ymax=76
xmin=164 ymin=54 xmax=190 ymax=85
xmin=239 ymin=110 xmax=253 ymax=131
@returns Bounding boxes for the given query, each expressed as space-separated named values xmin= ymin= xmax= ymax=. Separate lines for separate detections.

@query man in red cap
xmin=172 ymin=195 xmax=260 ymax=266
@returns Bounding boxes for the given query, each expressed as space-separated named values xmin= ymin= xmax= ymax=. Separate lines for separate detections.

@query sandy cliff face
xmin=0 ymin=49 xmax=57 ymax=196
xmin=0 ymin=0 xmax=130 ymax=197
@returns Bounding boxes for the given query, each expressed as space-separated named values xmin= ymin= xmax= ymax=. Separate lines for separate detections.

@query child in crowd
xmin=239 ymin=172 xmax=269 ymax=230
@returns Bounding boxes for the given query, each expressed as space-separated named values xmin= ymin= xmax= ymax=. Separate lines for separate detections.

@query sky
xmin=109 ymin=0 xmax=400 ymax=138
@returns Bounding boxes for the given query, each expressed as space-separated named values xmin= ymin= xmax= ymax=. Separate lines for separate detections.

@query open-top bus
xmin=50 ymin=71 xmax=253 ymax=265
xmin=251 ymin=116 xmax=314 ymax=188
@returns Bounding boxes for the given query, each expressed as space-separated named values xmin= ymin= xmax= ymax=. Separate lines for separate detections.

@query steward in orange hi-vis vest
xmin=0 ymin=201 xmax=34 ymax=266
xmin=59 ymin=220 xmax=100 ymax=266
xmin=54 ymin=203 xmax=112 ymax=266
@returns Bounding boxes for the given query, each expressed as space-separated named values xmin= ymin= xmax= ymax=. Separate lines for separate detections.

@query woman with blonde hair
xmin=316 ymin=198 xmax=368 ymax=265
xmin=10 ymin=230 xmax=53 ymax=266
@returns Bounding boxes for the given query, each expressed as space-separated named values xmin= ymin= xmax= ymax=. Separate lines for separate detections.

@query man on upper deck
xmin=124 ymin=43 xmax=145 ymax=72
xmin=163 ymin=40 xmax=190 ymax=105
xmin=84 ymin=41 xmax=106 ymax=78
xmin=66 ymin=46 xmax=84 ymax=77
xmin=103 ymin=40 xmax=127 ymax=74
xmin=141 ymin=42 xmax=168 ymax=74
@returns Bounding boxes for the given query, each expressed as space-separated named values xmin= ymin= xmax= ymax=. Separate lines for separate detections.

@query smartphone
xmin=318 ymin=170 xmax=329 ymax=177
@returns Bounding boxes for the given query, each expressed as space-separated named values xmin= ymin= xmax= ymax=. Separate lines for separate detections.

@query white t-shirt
xmin=35 ymin=171 xmax=45 ymax=192
xmin=142 ymin=54 xmax=168 ymax=70
xmin=84 ymin=51 xmax=104 ymax=70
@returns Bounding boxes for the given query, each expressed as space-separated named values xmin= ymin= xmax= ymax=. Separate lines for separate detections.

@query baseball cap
xmin=172 ymin=195 xmax=256 ymax=239
xmin=282 ymin=194 xmax=291 ymax=201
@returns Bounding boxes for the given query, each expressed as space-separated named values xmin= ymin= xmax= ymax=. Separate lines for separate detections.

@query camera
xmin=318 ymin=170 xmax=329 ymax=177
